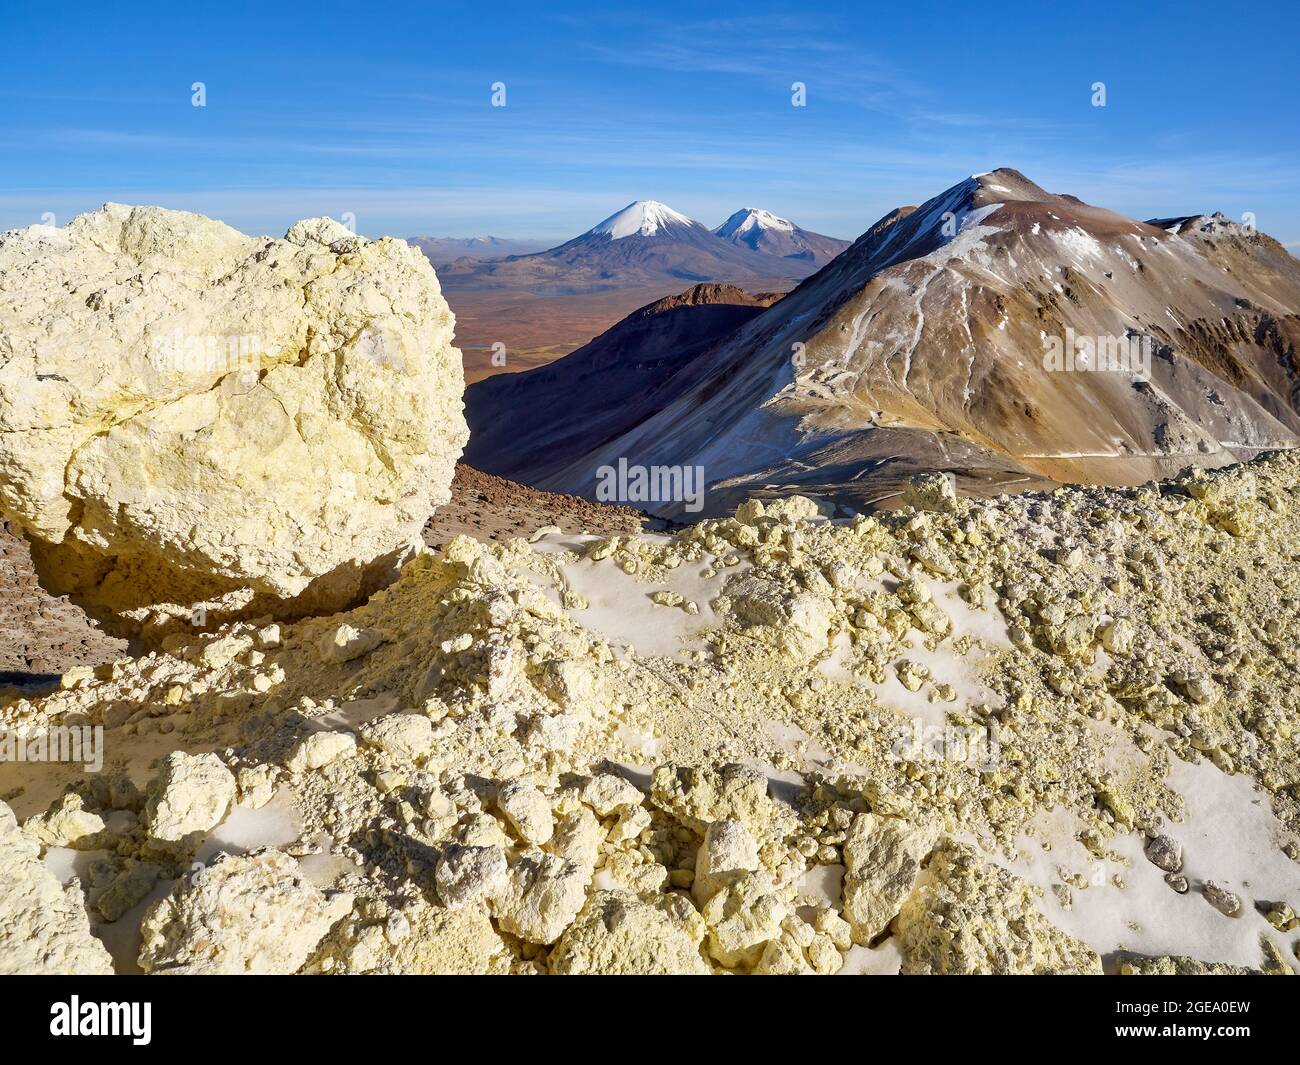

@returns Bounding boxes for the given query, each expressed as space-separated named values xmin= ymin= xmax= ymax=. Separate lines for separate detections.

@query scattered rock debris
xmin=3 ymin=453 xmax=1300 ymax=974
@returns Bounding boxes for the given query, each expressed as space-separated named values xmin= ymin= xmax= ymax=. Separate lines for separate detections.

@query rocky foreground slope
xmin=0 ymin=205 xmax=467 ymax=635
xmin=2 ymin=453 xmax=1297 ymax=974
xmin=0 ymin=465 xmax=641 ymax=679
xmin=474 ymin=169 xmax=1300 ymax=516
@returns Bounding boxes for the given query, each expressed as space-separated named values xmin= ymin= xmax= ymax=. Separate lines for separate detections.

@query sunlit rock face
xmin=0 ymin=204 xmax=467 ymax=631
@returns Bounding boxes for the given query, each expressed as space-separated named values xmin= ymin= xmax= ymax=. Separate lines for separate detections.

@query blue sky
xmin=3 ymin=0 xmax=1297 ymax=246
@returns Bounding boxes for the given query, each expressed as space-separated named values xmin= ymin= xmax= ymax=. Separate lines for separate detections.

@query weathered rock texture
xmin=143 ymin=751 xmax=236 ymax=843
xmin=138 ymin=848 xmax=353 ymax=974
xmin=5 ymin=452 xmax=1300 ymax=975
xmin=0 ymin=204 xmax=467 ymax=631
xmin=0 ymin=801 xmax=114 ymax=974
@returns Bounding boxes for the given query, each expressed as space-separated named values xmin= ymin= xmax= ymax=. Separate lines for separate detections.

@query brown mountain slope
xmin=463 ymin=284 xmax=782 ymax=483
xmin=480 ymin=169 xmax=1300 ymax=516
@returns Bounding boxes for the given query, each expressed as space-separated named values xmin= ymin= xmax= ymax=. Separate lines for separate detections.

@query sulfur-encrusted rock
xmin=1119 ymin=938 xmax=1294 ymax=976
xmin=87 ymin=859 xmax=165 ymax=923
xmin=546 ymin=807 xmax=603 ymax=868
xmin=693 ymin=819 xmax=760 ymax=903
xmin=23 ymin=792 xmax=107 ymax=849
xmin=320 ymin=624 xmax=384 ymax=664
xmin=550 ymin=890 xmax=710 ymax=974
xmin=357 ymin=712 xmax=433 ymax=763
xmin=763 ymin=495 xmax=827 ymax=523
xmin=1202 ymin=881 xmax=1242 ymax=917
xmin=725 ymin=575 xmax=833 ymax=656
xmin=311 ymin=897 xmax=510 ymax=975
xmin=143 ymin=751 xmax=236 ymax=842
xmin=138 ymin=848 xmax=352 ymax=974
xmin=580 ymin=772 xmax=645 ymax=817
xmin=434 ymin=844 xmax=508 ymax=910
xmin=894 ymin=840 xmax=1103 ymax=974
xmin=902 ymin=471 xmax=959 ymax=513
xmin=650 ymin=762 xmax=781 ymax=840
xmin=285 ymin=730 xmax=356 ymax=774
xmin=841 ymin=812 xmax=940 ymax=944
xmin=493 ymin=849 xmax=588 ymax=944
xmin=699 ymin=872 xmax=790 ymax=970
xmin=495 ymin=779 xmax=554 ymax=845
xmin=0 ymin=204 xmax=467 ymax=630
xmin=0 ymin=801 xmax=114 ymax=974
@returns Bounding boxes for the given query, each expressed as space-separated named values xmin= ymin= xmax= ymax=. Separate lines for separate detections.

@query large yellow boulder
xmin=0 ymin=204 xmax=467 ymax=628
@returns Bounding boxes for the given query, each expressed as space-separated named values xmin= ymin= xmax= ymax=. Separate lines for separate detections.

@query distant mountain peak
xmin=438 ymin=199 xmax=848 ymax=293
xmin=715 ymin=208 xmax=795 ymax=237
xmin=588 ymin=201 xmax=696 ymax=240
xmin=712 ymin=207 xmax=849 ymax=263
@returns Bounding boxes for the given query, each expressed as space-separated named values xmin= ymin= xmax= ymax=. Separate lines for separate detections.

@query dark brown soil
xmin=424 ymin=464 xmax=646 ymax=549
xmin=0 ymin=520 xmax=128 ymax=678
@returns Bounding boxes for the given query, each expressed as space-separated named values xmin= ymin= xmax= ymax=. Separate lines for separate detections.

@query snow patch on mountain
xmin=1053 ymin=227 xmax=1105 ymax=263
xmin=589 ymin=201 xmax=696 ymax=240
xmin=715 ymin=208 xmax=796 ymax=238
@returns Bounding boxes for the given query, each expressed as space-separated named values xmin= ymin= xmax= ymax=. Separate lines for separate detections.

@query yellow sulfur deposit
xmin=2 ymin=452 xmax=1299 ymax=974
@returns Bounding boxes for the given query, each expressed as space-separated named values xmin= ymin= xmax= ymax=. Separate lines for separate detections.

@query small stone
xmin=385 ymin=910 xmax=411 ymax=943
xmin=580 ymin=774 xmax=644 ymax=817
xmin=88 ymin=860 xmax=165 ymax=923
xmin=23 ymin=793 xmax=106 ymax=849
xmin=435 ymin=844 xmax=508 ymax=909
xmin=357 ymin=712 xmax=434 ymax=763
xmin=235 ymin=764 xmax=277 ymax=809
xmin=144 ymin=751 xmax=236 ymax=842
xmin=1202 ymin=881 xmax=1242 ymax=917
xmin=496 ymin=779 xmax=554 ymax=845
xmin=286 ymin=730 xmax=356 ymax=774
xmin=320 ymin=624 xmax=383 ymax=664
xmin=1100 ymin=617 xmax=1136 ymax=655
xmin=693 ymin=819 xmax=760 ymax=903
xmin=903 ymin=472 xmax=959 ymax=514
xmin=895 ymin=660 xmax=928 ymax=692
xmin=1144 ymin=834 xmax=1183 ymax=873
xmin=1057 ymin=546 xmax=1084 ymax=569
xmin=1263 ymin=901 xmax=1297 ymax=932
xmin=493 ymin=850 xmax=588 ymax=945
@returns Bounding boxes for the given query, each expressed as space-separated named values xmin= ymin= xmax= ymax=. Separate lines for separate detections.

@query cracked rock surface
xmin=0 ymin=205 xmax=467 ymax=633
xmin=0 ymin=801 xmax=114 ymax=974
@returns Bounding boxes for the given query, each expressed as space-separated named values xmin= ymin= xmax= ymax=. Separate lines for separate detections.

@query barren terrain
xmin=446 ymin=282 xmax=796 ymax=383
xmin=0 ymin=467 xmax=644 ymax=681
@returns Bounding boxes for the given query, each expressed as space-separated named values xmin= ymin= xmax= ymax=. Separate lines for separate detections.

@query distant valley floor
xmin=445 ymin=279 xmax=796 ymax=383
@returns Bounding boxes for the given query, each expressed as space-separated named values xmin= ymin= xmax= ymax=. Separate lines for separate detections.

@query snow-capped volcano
xmin=438 ymin=198 xmax=839 ymax=293
xmin=715 ymin=207 xmax=796 ymax=238
xmin=589 ymin=200 xmax=697 ymax=240
xmin=713 ymin=207 xmax=849 ymax=264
